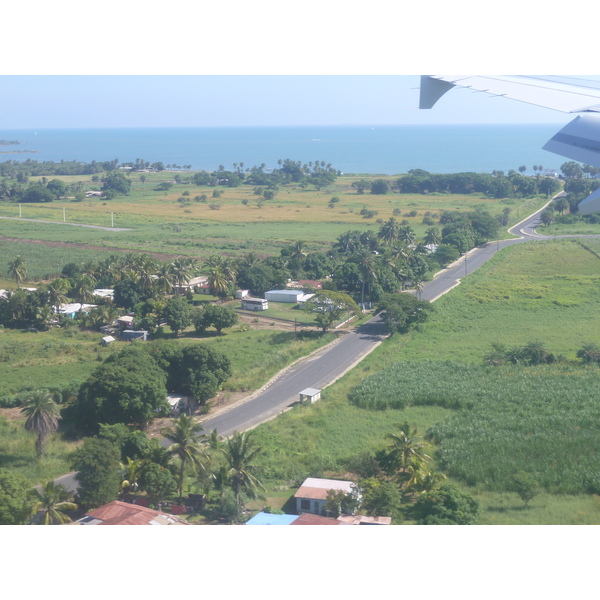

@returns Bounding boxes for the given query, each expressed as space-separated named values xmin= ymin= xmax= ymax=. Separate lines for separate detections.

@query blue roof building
xmin=245 ymin=512 xmax=299 ymax=525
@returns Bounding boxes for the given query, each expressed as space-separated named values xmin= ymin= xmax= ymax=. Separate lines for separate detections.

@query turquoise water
xmin=0 ymin=124 xmax=565 ymax=175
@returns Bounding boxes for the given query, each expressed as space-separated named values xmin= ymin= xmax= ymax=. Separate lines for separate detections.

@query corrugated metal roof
xmin=245 ymin=512 xmax=299 ymax=525
xmin=83 ymin=501 xmax=189 ymax=525
xmin=291 ymin=513 xmax=348 ymax=525
xmin=294 ymin=477 xmax=355 ymax=501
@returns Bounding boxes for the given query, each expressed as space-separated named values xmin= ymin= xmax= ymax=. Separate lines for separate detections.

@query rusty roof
xmin=290 ymin=513 xmax=348 ymax=525
xmin=83 ymin=501 xmax=189 ymax=525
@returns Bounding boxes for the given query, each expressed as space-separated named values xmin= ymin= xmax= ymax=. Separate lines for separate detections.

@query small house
xmin=174 ymin=275 xmax=210 ymax=295
xmin=57 ymin=303 xmax=97 ymax=318
xmin=101 ymin=336 xmax=115 ymax=346
xmin=294 ymin=477 xmax=357 ymax=516
xmin=116 ymin=315 xmax=135 ymax=329
xmin=299 ymin=388 xmax=321 ymax=404
xmin=167 ymin=395 xmax=189 ymax=416
xmin=75 ymin=500 xmax=189 ymax=525
xmin=93 ymin=288 xmax=114 ymax=300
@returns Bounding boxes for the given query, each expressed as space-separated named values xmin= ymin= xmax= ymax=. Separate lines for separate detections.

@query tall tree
xmin=383 ymin=423 xmax=432 ymax=487
xmin=303 ymin=290 xmax=360 ymax=333
xmin=21 ymin=389 xmax=60 ymax=458
xmin=71 ymin=274 xmax=96 ymax=310
xmin=377 ymin=217 xmax=400 ymax=246
xmin=45 ymin=278 xmax=71 ymax=314
xmin=73 ymin=345 xmax=169 ymax=434
xmin=29 ymin=481 xmax=78 ymax=525
xmin=161 ymin=415 xmax=208 ymax=502
xmin=70 ymin=437 xmax=122 ymax=509
xmin=221 ymin=431 xmax=265 ymax=508
xmin=7 ymin=255 xmax=27 ymax=288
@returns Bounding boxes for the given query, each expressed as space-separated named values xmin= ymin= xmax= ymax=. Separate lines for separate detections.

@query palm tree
xmin=45 ymin=278 xmax=71 ymax=315
xmin=290 ymin=240 xmax=308 ymax=263
xmin=20 ymin=389 xmax=60 ymax=458
xmin=170 ymin=258 xmax=193 ymax=295
xmin=71 ymin=274 xmax=96 ymax=311
xmin=221 ymin=430 xmax=265 ymax=508
xmin=384 ymin=423 xmax=431 ymax=484
xmin=521 ymin=340 xmax=553 ymax=365
xmin=377 ymin=217 xmax=400 ymax=246
xmin=161 ymin=415 xmax=208 ymax=502
xmin=206 ymin=266 xmax=229 ymax=297
xmin=577 ymin=343 xmax=600 ymax=364
xmin=153 ymin=262 xmax=174 ymax=297
xmin=29 ymin=481 xmax=77 ymax=525
xmin=121 ymin=457 xmax=143 ymax=495
xmin=483 ymin=342 xmax=506 ymax=366
xmin=354 ymin=248 xmax=378 ymax=309
xmin=399 ymin=225 xmax=416 ymax=246
xmin=423 ymin=227 xmax=441 ymax=247
xmin=7 ymin=255 xmax=27 ymax=288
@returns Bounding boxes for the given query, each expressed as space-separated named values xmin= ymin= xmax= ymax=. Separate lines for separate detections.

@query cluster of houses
xmin=73 ymin=477 xmax=391 ymax=525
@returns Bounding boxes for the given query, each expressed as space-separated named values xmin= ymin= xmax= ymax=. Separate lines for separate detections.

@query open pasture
xmin=0 ymin=173 xmax=549 ymax=275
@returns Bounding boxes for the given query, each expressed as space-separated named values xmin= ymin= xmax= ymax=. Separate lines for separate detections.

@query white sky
xmin=2 ymin=2 xmax=599 ymax=129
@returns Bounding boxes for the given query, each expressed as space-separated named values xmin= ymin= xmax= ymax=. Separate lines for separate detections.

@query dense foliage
xmin=413 ymin=485 xmax=480 ymax=525
xmin=71 ymin=345 xmax=170 ymax=434
xmin=70 ymin=437 xmax=122 ymax=509
xmin=0 ymin=469 xmax=31 ymax=525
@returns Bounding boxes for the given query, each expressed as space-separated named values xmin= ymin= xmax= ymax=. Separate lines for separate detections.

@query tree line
xmin=483 ymin=340 xmax=600 ymax=366
xmin=351 ymin=168 xmax=564 ymax=199
xmin=0 ymin=157 xmax=340 ymax=202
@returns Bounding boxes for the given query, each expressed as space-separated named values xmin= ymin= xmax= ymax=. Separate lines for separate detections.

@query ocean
xmin=0 ymin=124 xmax=567 ymax=176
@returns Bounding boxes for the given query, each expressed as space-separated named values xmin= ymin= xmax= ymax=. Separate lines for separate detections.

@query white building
xmin=294 ymin=478 xmax=358 ymax=516
xmin=265 ymin=289 xmax=313 ymax=303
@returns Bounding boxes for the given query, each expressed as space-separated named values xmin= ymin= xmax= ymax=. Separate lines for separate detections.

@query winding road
xmin=54 ymin=195 xmax=580 ymax=491
xmin=195 ymin=197 xmax=567 ymax=438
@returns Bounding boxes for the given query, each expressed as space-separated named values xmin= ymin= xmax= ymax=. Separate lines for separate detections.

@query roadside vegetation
xmin=3 ymin=156 xmax=600 ymax=525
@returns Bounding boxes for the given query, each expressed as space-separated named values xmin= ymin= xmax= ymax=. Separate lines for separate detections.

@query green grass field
xmin=247 ymin=238 xmax=600 ymax=524
xmin=0 ymin=173 xmax=550 ymax=283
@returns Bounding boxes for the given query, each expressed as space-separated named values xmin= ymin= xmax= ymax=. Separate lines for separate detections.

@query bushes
xmin=414 ymin=485 xmax=479 ymax=525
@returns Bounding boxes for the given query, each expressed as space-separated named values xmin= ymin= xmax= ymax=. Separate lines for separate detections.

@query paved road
xmin=190 ymin=199 xmax=571 ymax=438
xmin=184 ymin=317 xmax=388 ymax=438
xmin=420 ymin=200 xmax=559 ymax=302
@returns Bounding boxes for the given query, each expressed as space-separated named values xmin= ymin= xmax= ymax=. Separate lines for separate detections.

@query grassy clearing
xmin=392 ymin=239 xmax=600 ymax=363
xmin=0 ymin=326 xmax=115 ymax=396
xmin=0 ymin=323 xmax=336 ymax=399
xmin=0 ymin=416 xmax=79 ymax=484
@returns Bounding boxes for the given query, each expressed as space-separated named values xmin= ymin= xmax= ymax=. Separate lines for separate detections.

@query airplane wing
xmin=419 ymin=75 xmax=600 ymax=214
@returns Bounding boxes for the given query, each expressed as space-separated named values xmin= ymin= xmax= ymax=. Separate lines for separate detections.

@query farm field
xmin=247 ymin=238 xmax=600 ymax=524
xmin=0 ymin=172 xmax=549 ymax=282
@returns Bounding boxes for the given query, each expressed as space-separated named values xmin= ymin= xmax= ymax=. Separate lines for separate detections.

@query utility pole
xmin=111 ymin=212 xmax=114 ymax=228
xmin=63 ymin=207 xmax=66 ymax=222
xmin=19 ymin=204 xmax=21 ymax=217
